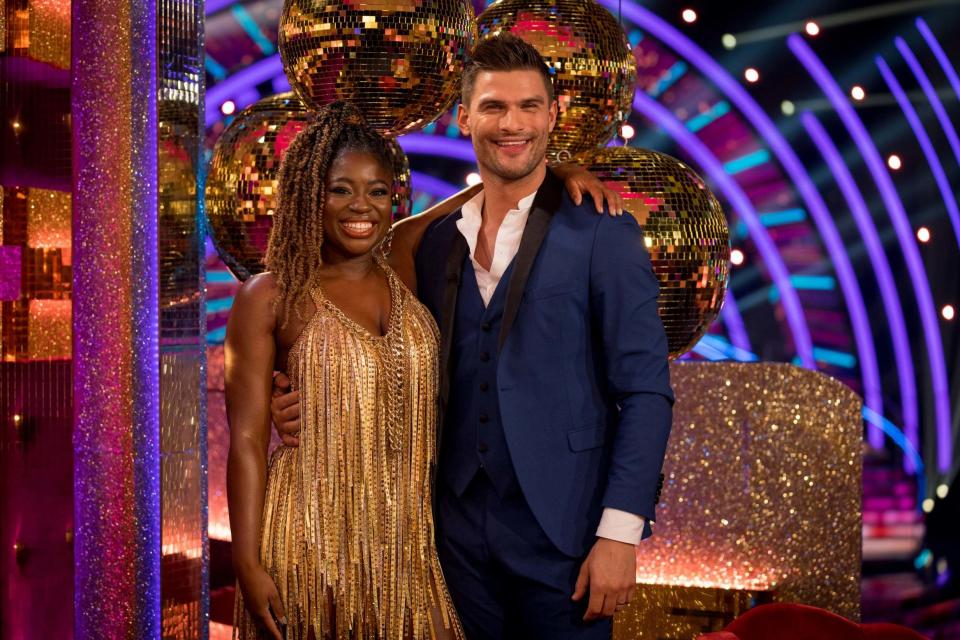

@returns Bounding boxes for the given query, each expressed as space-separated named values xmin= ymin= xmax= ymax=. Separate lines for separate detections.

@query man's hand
xmin=553 ymin=163 xmax=624 ymax=215
xmin=571 ymin=537 xmax=637 ymax=621
xmin=271 ymin=372 xmax=301 ymax=447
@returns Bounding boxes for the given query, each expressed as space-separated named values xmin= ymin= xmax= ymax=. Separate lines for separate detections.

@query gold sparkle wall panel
xmin=614 ymin=362 xmax=862 ymax=640
xmin=1 ymin=0 xmax=74 ymax=637
xmin=70 ymin=0 xmax=206 ymax=635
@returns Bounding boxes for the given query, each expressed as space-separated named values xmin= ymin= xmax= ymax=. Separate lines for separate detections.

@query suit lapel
xmin=439 ymin=226 xmax=468 ymax=407
xmin=498 ymin=169 xmax=564 ymax=351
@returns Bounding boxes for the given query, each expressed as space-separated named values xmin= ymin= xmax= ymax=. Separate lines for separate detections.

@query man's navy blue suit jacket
xmin=415 ymin=169 xmax=674 ymax=557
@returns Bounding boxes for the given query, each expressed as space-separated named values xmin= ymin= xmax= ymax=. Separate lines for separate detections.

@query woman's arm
xmin=225 ymin=273 xmax=286 ymax=639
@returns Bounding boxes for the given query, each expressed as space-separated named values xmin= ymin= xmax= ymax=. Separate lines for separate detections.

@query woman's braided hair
xmin=265 ymin=101 xmax=395 ymax=326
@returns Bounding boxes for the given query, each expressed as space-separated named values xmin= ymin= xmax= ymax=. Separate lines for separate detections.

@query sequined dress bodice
xmin=235 ymin=265 xmax=462 ymax=640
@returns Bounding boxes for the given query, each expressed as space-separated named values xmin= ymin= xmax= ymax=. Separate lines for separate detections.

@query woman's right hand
xmin=237 ymin=564 xmax=287 ymax=640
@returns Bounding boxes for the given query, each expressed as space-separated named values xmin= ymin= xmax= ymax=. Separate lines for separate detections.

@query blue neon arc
xmin=631 ymin=90 xmax=816 ymax=370
xmin=685 ymin=100 xmax=730 ymax=133
xmin=876 ymin=55 xmax=960 ymax=252
xmin=724 ymin=149 xmax=771 ymax=175
xmin=649 ymin=61 xmax=688 ymax=98
xmin=231 ymin=5 xmax=276 ymax=56
xmin=790 ymin=34 xmax=951 ymax=473
xmin=205 ymin=55 xmax=227 ymax=81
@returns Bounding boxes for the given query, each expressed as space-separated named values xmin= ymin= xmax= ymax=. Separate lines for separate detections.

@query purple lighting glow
xmin=801 ymin=112 xmax=915 ymax=458
xmin=876 ymin=56 xmax=960 ymax=252
xmin=790 ymin=34 xmax=951 ymax=473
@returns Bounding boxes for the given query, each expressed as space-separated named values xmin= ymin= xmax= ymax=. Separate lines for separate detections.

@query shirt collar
xmin=460 ymin=188 xmax=539 ymax=225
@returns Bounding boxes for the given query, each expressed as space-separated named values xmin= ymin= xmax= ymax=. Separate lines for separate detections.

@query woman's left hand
xmin=554 ymin=164 xmax=625 ymax=216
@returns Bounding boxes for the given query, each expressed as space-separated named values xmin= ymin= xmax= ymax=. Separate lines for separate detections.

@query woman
xmin=227 ymin=102 xmax=620 ymax=640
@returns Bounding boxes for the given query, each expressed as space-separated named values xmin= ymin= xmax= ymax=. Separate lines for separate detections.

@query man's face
xmin=457 ymin=69 xmax=558 ymax=182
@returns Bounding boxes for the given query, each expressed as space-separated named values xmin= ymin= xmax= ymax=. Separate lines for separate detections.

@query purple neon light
xmin=205 ymin=54 xmax=283 ymax=126
xmin=599 ymin=0 xmax=888 ymax=381
xmin=877 ymin=56 xmax=960 ymax=252
xmin=916 ymin=18 xmax=960 ymax=105
xmin=790 ymin=34 xmax=951 ymax=473
xmin=895 ymin=38 xmax=960 ymax=185
xmin=719 ymin=289 xmax=752 ymax=355
xmin=599 ymin=0 xmax=889 ymax=440
xmin=206 ymin=0 xmax=235 ymax=15
xmin=397 ymin=134 xmax=477 ymax=163
xmin=801 ymin=112 xmax=915 ymax=457
xmin=409 ymin=170 xmax=461 ymax=200
xmin=631 ymin=90 xmax=815 ymax=368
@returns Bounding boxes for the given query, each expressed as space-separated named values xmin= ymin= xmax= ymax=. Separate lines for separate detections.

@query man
xmin=271 ymin=34 xmax=673 ymax=639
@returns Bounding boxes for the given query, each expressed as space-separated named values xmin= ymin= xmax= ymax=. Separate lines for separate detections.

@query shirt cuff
xmin=596 ymin=508 xmax=646 ymax=546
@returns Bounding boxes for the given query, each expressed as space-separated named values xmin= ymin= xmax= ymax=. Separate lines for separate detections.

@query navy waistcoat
xmin=438 ymin=256 xmax=519 ymax=497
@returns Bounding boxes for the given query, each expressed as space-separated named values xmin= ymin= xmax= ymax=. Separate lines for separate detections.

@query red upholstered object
xmin=696 ymin=604 xmax=928 ymax=640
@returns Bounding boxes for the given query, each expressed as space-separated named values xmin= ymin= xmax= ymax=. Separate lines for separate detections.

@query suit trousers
xmin=435 ymin=471 xmax=613 ymax=640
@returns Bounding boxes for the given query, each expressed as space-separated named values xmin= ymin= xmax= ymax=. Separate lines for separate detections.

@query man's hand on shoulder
xmin=270 ymin=372 xmax=301 ymax=447
xmin=571 ymin=537 xmax=637 ymax=621
xmin=552 ymin=163 xmax=624 ymax=216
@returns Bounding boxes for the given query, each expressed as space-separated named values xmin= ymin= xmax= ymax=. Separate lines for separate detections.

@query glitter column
xmin=72 ymin=0 xmax=206 ymax=637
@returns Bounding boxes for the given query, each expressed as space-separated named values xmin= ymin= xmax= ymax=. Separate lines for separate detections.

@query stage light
xmin=220 ymin=100 xmax=236 ymax=116
xmin=620 ymin=124 xmax=635 ymax=139
xmin=887 ymin=154 xmax=902 ymax=170
xmin=11 ymin=120 xmax=21 ymax=131
xmin=744 ymin=68 xmax=759 ymax=83
xmin=851 ymin=85 xmax=865 ymax=101
xmin=722 ymin=34 xmax=737 ymax=50
xmin=681 ymin=9 xmax=697 ymax=23
xmin=781 ymin=100 xmax=795 ymax=116
xmin=730 ymin=249 xmax=744 ymax=265
xmin=917 ymin=226 xmax=930 ymax=243
xmin=943 ymin=304 xmax=955 ymax=321
xmin=936 ymin=483 xmax=949 ymax=498
xmin=466 ymin=172 xmax=482 ymax=186
xmin=922 ymin=498 xmax=935 ymax=513
xmin=805 ymin=21 xmax=820 ymax=36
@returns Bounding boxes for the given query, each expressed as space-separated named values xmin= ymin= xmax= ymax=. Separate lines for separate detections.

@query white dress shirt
xmin=455 ymin=189 xmax=647 ymax=546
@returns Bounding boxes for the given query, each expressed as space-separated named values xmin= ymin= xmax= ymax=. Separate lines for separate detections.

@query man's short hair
xmin=461 ymin=33 xmax=555 ymax=107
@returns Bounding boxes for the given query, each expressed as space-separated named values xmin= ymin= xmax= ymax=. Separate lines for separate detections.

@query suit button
xmin=481 ymin=322 xmax=492 ymax=332
xmin=479 ymin=413 xmax=489 ymax=423
xmin=478 ymin=443 xmax=489 ymax=453
xmin=479 ymin=382 xmax=489 ymax=392
xmin=480 ymin=351 xmax=490 ymax=362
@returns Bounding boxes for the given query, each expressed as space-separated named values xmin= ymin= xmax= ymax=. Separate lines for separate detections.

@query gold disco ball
xmin=575 ymin=146 xmax=730 ymax=359
xmin=477 ymin=0 xmax=637 ymax=163
xmin=205 ymin=93 xmax=412 ymax=281
xmin=279 ymin=0 xmax=477 ymax=136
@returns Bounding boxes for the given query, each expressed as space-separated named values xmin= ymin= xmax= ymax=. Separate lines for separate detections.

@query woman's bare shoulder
xmin=233 ymin=272 xmax=279 ymax=316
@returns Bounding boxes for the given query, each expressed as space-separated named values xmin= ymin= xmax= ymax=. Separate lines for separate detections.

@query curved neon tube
xmin=790 ymin=34 xmax=951 ymax=473
xmin=801 ymin=112 xmax=914 ymax=457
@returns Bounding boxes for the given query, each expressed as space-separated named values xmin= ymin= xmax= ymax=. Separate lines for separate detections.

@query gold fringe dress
xmin=235 ymin=265 xmax=464 ymax=640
